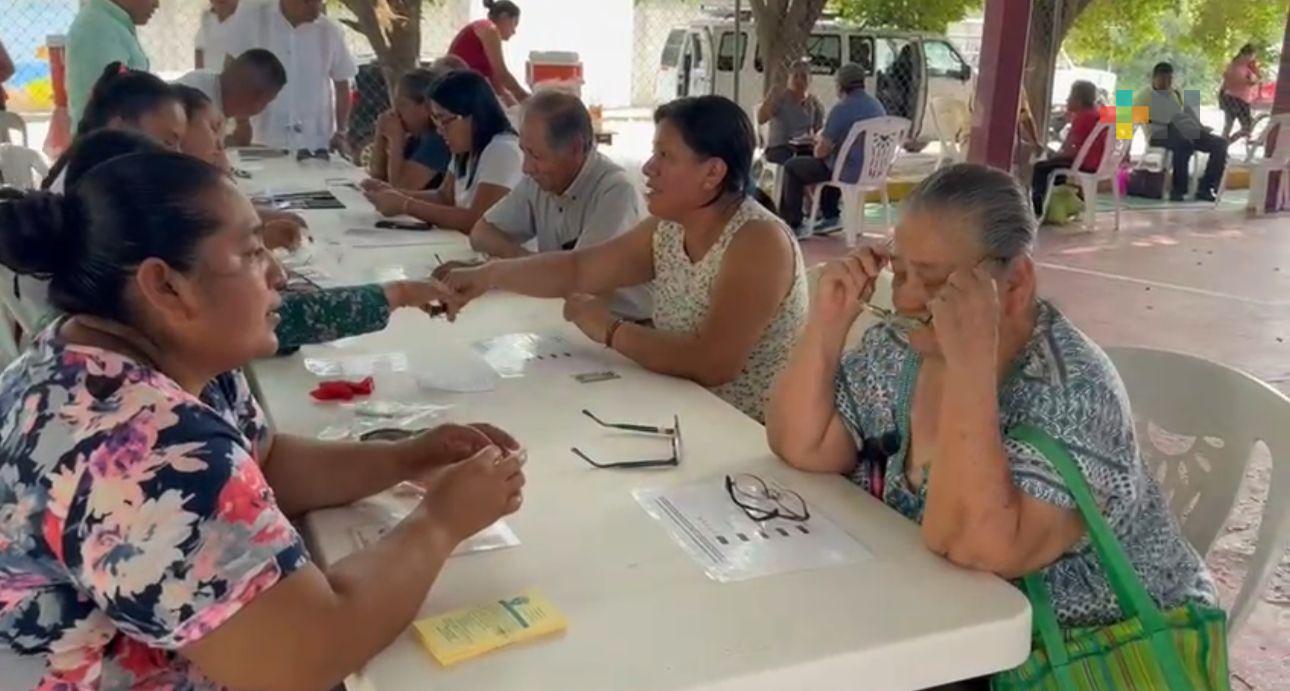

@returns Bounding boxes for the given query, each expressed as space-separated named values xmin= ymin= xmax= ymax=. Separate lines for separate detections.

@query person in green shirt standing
xmin=66 ymin=0 xmax=158 ymax=127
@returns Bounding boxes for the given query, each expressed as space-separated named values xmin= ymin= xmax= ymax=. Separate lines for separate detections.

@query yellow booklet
xmin=412 ymin=589 xmax=567 ymax=667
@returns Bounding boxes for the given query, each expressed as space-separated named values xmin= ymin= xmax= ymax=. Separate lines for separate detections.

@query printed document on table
xmin=634 ymin=478 xmax=871 ymax=582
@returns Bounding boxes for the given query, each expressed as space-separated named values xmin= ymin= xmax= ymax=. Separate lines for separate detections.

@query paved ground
xmin=801 ymin=204 xmax=1290 ymax=690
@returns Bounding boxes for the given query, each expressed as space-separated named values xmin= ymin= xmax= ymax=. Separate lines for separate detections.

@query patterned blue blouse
xmin=833 ymin=301 xmax=1218 ymax=627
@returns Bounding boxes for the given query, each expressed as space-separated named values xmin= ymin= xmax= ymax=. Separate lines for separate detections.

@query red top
xmin=1064 ymin=108 xmax=1105 ymax=172
xmin=448 ymin=19 xmax=495 ymax=80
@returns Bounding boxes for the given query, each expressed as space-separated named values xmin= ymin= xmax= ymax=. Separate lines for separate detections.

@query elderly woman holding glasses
xmin=765 ymin=163 xmax=1216 ymax=630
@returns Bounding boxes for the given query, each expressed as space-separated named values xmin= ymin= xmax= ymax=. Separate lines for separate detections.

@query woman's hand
xmin=563 ymin=294 xmax=614 ymax=344
xmin=396 ymin=422 xmax=522 ymax=481
xmin=810 ymin=245 xmax=887 ymax=328
xmin=431 ymin=259 xmax=483 ymax=282
xmin=384 ymin=279 xmax=455 ymax=315
xmin=441 ymin=264 xmax=495 ymax=319
xmin=376 ymin=110 xmax=407 ymax=145
xmin=360 ymin=178 xmax=391 ymax=194
xmin=422 ymin=447 xmax=525 ymax=543
xmin=365 ymin=188 xmax=410 ymax=217
xmin=927 ymin=263 xmax=1001 ymax=374
xmin=262 ymin=218 xmax=309 ymax=251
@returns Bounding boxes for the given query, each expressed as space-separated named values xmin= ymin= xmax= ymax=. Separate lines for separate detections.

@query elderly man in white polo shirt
xmin=224 ymin=0 xmax=357 ymax=153
xmin=443 ymin=91 xmax=651 ymax=321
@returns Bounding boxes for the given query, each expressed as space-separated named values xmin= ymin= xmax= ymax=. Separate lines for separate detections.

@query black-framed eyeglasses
xmin=725 ymin=473 xmax=810 ymax=522
xmin=431 ymin=112 xmax=463 ymax=128
xmin=571 ymin=409 xmax=681 ymax=469
xmin=296 ymin=148 xmax=331 ymax=162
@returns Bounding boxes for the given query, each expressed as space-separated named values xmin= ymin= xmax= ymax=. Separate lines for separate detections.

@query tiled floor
xmin=800 ymin=203 xmax=1290 ymax=690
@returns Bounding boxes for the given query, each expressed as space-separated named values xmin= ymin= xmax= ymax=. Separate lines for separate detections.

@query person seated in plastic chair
xmin=1029 ymin=80 xmax=1106 ymax=217
xmin=777 ymin=62 xmax=885 ymax=238
xmin=757 ymin=59 xmax=823 ymax=165
xmin=766 ymin=163 xmax=1217 ymax=633
xmin=1134 ymin=62 xmax=1228 ymax=203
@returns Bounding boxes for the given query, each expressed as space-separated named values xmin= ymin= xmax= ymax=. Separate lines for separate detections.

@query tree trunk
xmin=1022 ymin=0 xmax=1095 ymax=148
xmin=338 ymin=0 xmax=423 ymax=99
xmin=749 ymin=0 xmax=829 ymax=96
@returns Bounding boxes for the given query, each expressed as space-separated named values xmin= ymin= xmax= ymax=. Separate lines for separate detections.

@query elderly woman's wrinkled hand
xmin=927 ymin=263 xmax=1000 ymax=372
xmin=811 ymin=245 xmax=887 ymax=327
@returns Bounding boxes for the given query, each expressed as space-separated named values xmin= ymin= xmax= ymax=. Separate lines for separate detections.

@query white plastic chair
xmin=0 ymin=144 xmax=50 ymax=191
xmin=1038 ymin=121 xmax=1132 ymax=233
xmin=929 ymin=96 xmax=971 ymax=168
xmin=0 ymin=111 xmax=28 ymax=147
xmin=1105 ymin=346 xmax=1290 ymax=636
xmin=806 ymin=116 xmax=911 ymax=247
xmin=1216 ymin=113 xmax=1289 ymax=214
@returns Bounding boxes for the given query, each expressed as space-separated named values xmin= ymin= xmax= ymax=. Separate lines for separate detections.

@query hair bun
xmin=0 ymin=190 xmax=83 ymax=277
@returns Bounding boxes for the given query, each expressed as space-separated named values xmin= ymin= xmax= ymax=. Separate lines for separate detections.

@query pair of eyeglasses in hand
xmin=572 ymin=409 xmax=681 ymax=469
xmin=726 ymin=473 xmax=810 ymax=522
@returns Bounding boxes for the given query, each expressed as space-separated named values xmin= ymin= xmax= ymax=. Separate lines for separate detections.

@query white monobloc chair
xmin=0 ymin=111 xmax=28 ymax=147
xmin=0 ymin=143 xmax=49 ymax=190
xmin=1038 ymin=121 xmax=1133 ymax=233
xmin=806 ymin=116 xmax=910 ymax=247
xmin=1216 ymin=113 xmax=1290 ymax=214
xmin=1106 ymin=346 xmax=1290 ymax=636
xmin=929 ymin=96 xmax=971 ymax=168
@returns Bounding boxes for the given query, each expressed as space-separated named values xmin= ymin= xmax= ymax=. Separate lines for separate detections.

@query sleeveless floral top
xmin=651 ymin=198 xmax=807 ymax=422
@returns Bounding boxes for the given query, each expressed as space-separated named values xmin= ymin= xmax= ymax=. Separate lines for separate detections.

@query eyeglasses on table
xmin=571 ymin=409 xmax=681 ymax=469
xmin=725 ymin=473 xmax=810 ymax=522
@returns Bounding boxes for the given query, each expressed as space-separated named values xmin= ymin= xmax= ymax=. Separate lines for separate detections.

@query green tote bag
xmin=992 ymin=425 xmax=1230 ymax=691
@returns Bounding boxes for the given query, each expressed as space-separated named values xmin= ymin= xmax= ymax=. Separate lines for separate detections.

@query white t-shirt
xmin=453 ymin=133 xmax=522 ymax=209
xmin=174 ymin=70 xmax=224 ymax=116
xmin=224 ymin=4 xmax=358 ymax=150
xmin=195 ymin=9 xmax=241 ymax=70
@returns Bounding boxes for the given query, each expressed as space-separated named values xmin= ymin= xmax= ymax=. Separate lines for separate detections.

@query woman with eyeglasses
xmin=766 ymin=163 xmax=1216 ymax=633
xmin=362 ymin=69 xmax=521 ymax=233
xmin=0 ymin=149 xmax=524 ymax=690
xmin=441 ymin=95 xmax=808 ymax=423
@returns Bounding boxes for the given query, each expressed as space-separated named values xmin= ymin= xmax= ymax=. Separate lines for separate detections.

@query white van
xmin=656 ymin=14 xmax=976 ymax=151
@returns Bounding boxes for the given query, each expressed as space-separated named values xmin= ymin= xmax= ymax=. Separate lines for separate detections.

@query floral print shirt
xmin=833 ymin=301 xmax=1218 ymax=627
xmin=0 ymin=322 xmax=309 ymax=689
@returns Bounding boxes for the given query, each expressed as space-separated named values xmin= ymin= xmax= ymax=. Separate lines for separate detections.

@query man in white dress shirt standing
xmin=194 ymin=0 xmax=241 ymax=69
xmin=224 ymin=0 xmax=358 ymax=154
